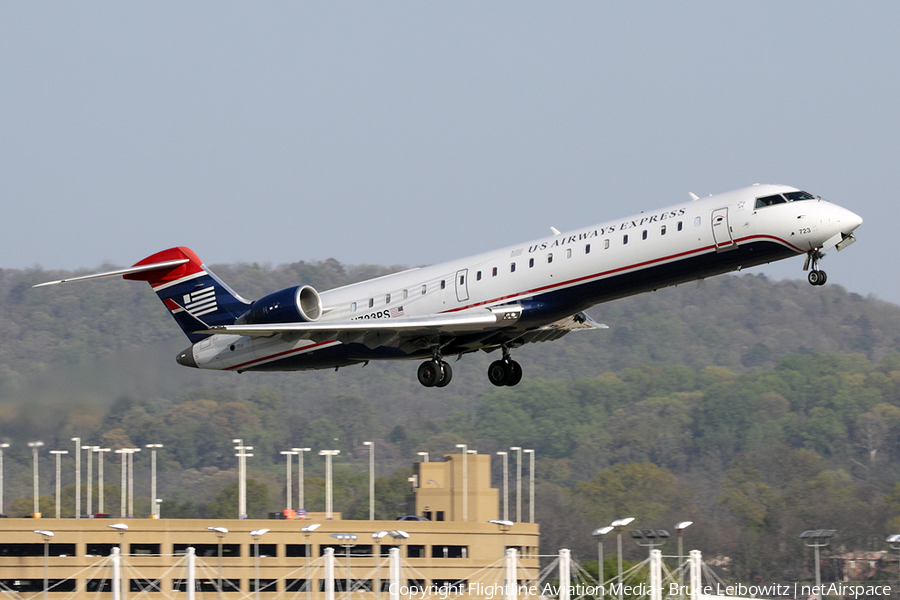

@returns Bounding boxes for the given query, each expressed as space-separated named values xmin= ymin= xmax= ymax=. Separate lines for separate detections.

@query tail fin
xmin=123 ymin=247 xmax=251 ymax=343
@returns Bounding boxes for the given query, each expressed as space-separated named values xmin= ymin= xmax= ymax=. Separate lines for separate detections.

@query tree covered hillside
xmin=2 ymin=261 xmax=900 ymax=580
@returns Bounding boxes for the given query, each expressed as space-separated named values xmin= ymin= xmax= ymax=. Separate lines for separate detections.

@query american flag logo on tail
xmin=183 ymin=286 xmax=218 ymax=316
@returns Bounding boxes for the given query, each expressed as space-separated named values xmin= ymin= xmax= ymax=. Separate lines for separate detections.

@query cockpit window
xmin=755 ymin=194 xmax=786 ymax=208
xmin=784 ymin=191 xmax=816 ymax=201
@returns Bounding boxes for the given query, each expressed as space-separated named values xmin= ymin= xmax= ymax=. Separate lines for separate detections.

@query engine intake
xmin=238 ymin=285 xmax=323 ymax=325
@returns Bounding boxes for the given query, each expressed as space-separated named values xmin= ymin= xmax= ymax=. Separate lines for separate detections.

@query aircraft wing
xmin=198 ymin=306 xmax=525 ymax=349
xmin=514 ymin=311 xmax=608 ymax=345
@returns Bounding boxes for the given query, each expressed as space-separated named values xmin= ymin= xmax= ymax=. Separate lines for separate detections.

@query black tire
xmin=808 ymin=270 xmax=821 ymax=286
xmin=417 ymin=360 xmax=441 ymax=387
xmin=488 ymin=360 xmax=510 ymax=387
xmin=817 ymin=270 xmax=827 ymax=285
xmin=506 ymin=360 xmax=523 ymax=386
xmin=435 ymin=361 xmax=453 ymax=387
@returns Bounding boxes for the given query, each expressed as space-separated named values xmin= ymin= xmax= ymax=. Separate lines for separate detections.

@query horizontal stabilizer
xmin=32 ymin=259 xmax=190 ymax=287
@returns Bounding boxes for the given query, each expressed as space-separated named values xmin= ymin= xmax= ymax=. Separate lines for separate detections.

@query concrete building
xmin=0 ymin=453 xmax=539 ymax=598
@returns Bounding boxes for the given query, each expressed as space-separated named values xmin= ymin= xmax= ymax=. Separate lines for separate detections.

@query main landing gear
xmin=417 ymin=357 xmax=453 ymax=388
xmin=804 ymin=248 xmax=827 ymax=286
xmin=487 ymin=346 xmax=523 ymax=387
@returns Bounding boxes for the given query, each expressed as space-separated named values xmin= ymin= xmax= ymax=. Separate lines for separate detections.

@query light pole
xmin=417 ymin=452 xmax=429 ymax=462
xmin=496 ymin=451 xmax=508 ymax=521
xmin=675 ymin=521 xmax=693 ymax=598
xmin=281 ymin=449 xmax=298 ymax=511
xmin=294 ymin=447 xmax=311 ymax=513
xmin=83 ymin=445 xmax=96 ymax=517
xmin=49 ymin=450 xmax=68 ymax=518
xmin=115 ymin=449 xmax=127 ymax=518
xmin=331 ymin=533 xmax=358 ymax=600
xmin=611 ymin=517 xmax=634 ymax=600
xmin=208 ymin=526 xmax=229 ymax=600
xmin=364 ymin=441 xmax=375 ymax=520
xmin=800 ymin=529 xmax=836 ymax=598
xmin=510 ymin=446 xmax=522 ymax=522
xmin=302 ymin=523 xmax=321 ymax=600
xmin=887 ymin=535 xmax=900 ymax=597
xmin=455 ymin=444 xmax=468 ymax=521
xmin=34 ymin=530 xmax=54 ymax=600
xmin=0 ymin=442 xmax=9 ymax=515
xmin=127 ymin=448 xmax=140 ymax=518
xmin=251 ymin=528 xmax=270 ymax=600
xmin=631 ymin=529 xmax=670 ymax=558
xmin=373 ymin=530 xmax=389 ymax=599
xmin=109 ymin=523 xmax=128 ymax=600
xmin=320 ymin=450 xmax=340 ymax=519
xmin=592 ymin=526 xmax=614 ymax=598
xmin=95 ymin=448 xmax=110 ymax=514
xmin=146 ymin=444 xmax=163 ymax=518
xmin=233 ymin=439 xmax=253 ymax=519
xmin=71 ymin=437 xmax=81 ymax=519
xmin=524 ymin=449 xmax=534 ymax=523
xmin=29 ymin=441 xmax=44 ymax=518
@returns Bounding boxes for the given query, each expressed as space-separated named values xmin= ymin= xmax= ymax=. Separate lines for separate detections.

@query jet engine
xmin=238 ymin=285 xmax=323 ymax=324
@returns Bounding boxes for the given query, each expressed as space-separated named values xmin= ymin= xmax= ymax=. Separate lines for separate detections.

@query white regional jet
xmin=36 ymin=184 xmax=861 ymax=387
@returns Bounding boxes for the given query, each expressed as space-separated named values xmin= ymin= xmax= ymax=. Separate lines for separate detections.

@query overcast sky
xmin=2 ymin=3 xmax=896 ymax=304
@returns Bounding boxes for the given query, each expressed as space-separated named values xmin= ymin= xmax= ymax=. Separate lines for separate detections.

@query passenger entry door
xmin=711 ymin=208 xmax=736 ymax=251
xmin=455 ymin=269 xmax=469 ymax=302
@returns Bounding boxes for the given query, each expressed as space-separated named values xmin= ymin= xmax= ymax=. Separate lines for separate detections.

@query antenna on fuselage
xmin=550 ymin=227 xmax=561 ymax=235
xmin=688 ymin=192 xmax=700 ymax=201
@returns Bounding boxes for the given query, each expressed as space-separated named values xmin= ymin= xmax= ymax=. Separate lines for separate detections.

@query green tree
xmin=207 ymin=479 xmax=269 ymax=519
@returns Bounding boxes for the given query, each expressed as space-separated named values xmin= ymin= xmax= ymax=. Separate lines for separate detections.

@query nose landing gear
xmin=804 ymin=248 xmax=827 ymax=286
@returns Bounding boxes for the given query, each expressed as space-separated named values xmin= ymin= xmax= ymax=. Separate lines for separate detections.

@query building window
xmin=432 ymin=545 xmax=468 ymax=559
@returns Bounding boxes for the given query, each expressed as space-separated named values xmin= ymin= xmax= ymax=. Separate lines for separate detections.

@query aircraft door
xmin=455 ymin=269 xmax=469 ymax=302
xmin=711 ymin=207 xmax=736 ymax=251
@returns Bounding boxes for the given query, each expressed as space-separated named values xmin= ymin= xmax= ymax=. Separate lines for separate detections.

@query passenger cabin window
xmin=368 ymin=298 xmax=374 ymax=308
xmin=476 ymin=271 xmax=482 ymax=281
xmin=458 ymin=275 xmax=464 ymax=286
xmin=694 ymin=216 xmax=701 ymax=227
xmin=661 ymin=225 xmax=667 ymax=235
xmin=440 ymin=280 xmax=446 ymax=290
xmin=492 ymin=267 xmax=498 ymax=277
xmin=385 ymin=293 xmax=391 ymax=304
xmin=623 ymin=234 xmax=629 ymax=245
xmin=420 ymin=285 xmax=426 ymax=295
xmin=510 ymin=263 xmax=516 ymax=273
xmin=642 ymin=230 xmax=648 ymax=240
xmin=529 ymin=258 xmax=534 ymax=268
xmin=566 ymin=249 xmax=572 ymax=259
xmin=351 ymin=302 xmax=357 ymax=313
xmin=677 ymin=221 xmax=683 ymax=231
xmin=585 ymin=244 xmax=591 ymax=254
xmin=604 ymin=239 xmax=610 ymax=249
xmin=547 ymin=253 xmax=553 ymax=263
xmin=402 ymin=289 xmax=408 ymax=300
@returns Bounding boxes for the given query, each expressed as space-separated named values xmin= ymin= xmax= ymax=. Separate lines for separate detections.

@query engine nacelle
xmin=238 ymin=285 xmax=323 ymax=325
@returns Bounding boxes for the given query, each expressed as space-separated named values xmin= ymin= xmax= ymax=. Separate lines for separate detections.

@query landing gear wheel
xmin=816 ymin=270 xmax=827 ymax=285
xmin=417 ymin=360 xmax=442 ymax=387
xmin=506 ymin=360 xmax=523 ymax=386
xmin=435 ymin=361 xmax=453 ymax=387
xmin=488 ymin=360 xmax=510 ymax=387
xmin=808 ymin=270 xmax=827 ymax=286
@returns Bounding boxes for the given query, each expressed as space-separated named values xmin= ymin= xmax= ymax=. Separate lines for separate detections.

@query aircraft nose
xmin=839 ymin=207 xmax=863 ymax=233
xmin=176 ymin=347 xmax=198 ymax=368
